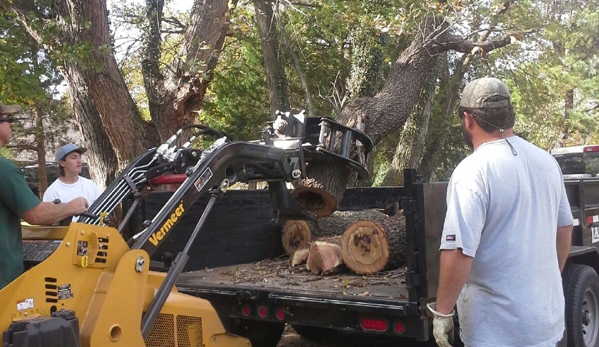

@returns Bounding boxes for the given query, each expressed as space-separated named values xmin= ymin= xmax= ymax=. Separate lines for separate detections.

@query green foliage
xmin=0 ymin=10 xmax=72 ymax=162
xmin=201 ymin=37 xmax=271 ymax=141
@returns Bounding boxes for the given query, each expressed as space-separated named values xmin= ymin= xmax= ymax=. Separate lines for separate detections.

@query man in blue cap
xmin=43 ymin=143 xmax=101 ymax=218
xmin=0 ymin=103 xmax=88 ymax=289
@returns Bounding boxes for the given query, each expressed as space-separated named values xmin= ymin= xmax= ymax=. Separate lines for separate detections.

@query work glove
xmin=426 ymin=302 xmax=455 ymax=347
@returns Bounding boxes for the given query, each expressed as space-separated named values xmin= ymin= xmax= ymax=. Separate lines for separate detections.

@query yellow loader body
xmin=0 ymin=223 xmax=250 ymax=347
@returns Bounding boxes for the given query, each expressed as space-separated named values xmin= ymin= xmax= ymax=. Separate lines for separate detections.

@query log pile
xmin=282 ymin=209 xmax=406 ymax=275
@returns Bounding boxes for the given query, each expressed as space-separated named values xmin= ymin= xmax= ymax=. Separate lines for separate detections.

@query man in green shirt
xmin=0 ymin=102 xmax=88 ymax=289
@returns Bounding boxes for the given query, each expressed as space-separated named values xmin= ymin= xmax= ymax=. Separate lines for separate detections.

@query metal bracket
xmin=405 ymin=271 xmax=421 ymax=289
xmin=135 ymin=256 xmax=145 ymax=273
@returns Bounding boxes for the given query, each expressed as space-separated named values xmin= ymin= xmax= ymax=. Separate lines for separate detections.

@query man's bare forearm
xmin=435 ymin=249 xmax=474 ymax=314
xmin=556 ymin=225 xmax=573 ymax=272
xmin=21 ymin=198 xmax=87 ymax=226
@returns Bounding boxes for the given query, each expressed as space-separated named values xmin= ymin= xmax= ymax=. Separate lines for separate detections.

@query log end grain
xmin=281 ymin=220 xmax=312 ymax=254
xmin=341 ymin=220 xmax=389 ymax=274
xmin=292 ymin=178 xmax=338 ymax=218
xmin=307 ymin=240 xmax=343 ymax=275
xmin=291 ymin=248 xmax=310 ymax=267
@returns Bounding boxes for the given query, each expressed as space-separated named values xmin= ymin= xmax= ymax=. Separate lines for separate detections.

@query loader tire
xmin=563 ymin=264 xmax=599 ymax=347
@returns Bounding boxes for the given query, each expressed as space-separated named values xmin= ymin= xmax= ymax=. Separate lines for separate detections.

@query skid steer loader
xmin=1 ymin=111 xmax=371 ymax=347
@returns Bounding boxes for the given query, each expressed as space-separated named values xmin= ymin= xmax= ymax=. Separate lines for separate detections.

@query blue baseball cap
xmin=56 ymin=144 xmax=87 ymax=162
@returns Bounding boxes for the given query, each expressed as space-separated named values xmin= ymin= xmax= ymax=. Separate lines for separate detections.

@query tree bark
xmin=254 ymin=0 xmax=289 ymax=119
xmin=419 ymin=53 xmax=465 ymax=182
xmin=557 ymin=88 xmax=574 ymax=147
xmin=34 ymin=105 xmax=48 ymax=198
xmin=275 ymin=4 xmax=314 ymax=118
xmin=382 ymin=60 xmax=439 ymax=186
xmin=341 ymin=215 xmax=406 ymax=274
xmin=348 ymin=29 xmax=385 ymax=100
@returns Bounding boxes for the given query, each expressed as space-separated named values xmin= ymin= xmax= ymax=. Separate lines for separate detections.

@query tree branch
xmin=431 ymin=30 xmax=532 ymax=55
xmin=162 ymin=16 xmax=186 ymax=31
xmin=6 ymin=143 xmax=37 ymax=151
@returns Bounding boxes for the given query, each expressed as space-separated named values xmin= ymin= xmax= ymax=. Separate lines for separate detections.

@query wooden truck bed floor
xmin=176 ymin=258 xmax=409 ymax=302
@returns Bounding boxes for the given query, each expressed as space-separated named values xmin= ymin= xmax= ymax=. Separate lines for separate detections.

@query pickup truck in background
xmin=127 ymin=151 xmax=599 ymax=347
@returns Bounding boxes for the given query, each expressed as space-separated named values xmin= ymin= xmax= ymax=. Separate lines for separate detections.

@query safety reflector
xmin=258 ymin=306 xmax=268 ymax=318
xmin=587 ymin=215 xmax=599 ymax=225
xmin=241 ymin=304 xmax=251 ymax=316
xmin=394 ymin=321 xmax=405 ymax=334
xmin=275 ymin=308 xmax=285 ymax=320
xmin=361 ymin=318 xmax=388 ymax=332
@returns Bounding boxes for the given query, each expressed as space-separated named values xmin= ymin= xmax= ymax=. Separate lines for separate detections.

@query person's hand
xmin=67 ymin=197 xmax=88 ymax=216
xmin=427 ymin=302 xmax=455 ymax=347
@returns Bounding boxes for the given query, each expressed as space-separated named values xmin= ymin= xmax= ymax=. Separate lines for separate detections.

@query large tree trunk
xmin=57 ymin=0 xmax=155 ymax=187
xmin=150 ymin=0 xmax=239 ymax=140
xmin=382 ymin=61 xmax=439 ymax=186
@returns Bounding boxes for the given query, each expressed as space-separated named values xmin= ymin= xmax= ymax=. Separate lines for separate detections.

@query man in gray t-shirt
xmin=427 ymin=77 xmax=573 ymax=347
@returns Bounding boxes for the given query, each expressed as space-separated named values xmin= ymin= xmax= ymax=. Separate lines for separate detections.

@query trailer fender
xmin=567 ymin=246 xmax=599 ymax=275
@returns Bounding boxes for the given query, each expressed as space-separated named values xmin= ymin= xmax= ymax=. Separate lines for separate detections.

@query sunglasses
xmin=0 ymin=114 xmax=22 ymax=123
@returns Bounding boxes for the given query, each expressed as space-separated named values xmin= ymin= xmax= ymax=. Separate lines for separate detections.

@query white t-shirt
xmin=43 ymin=176 xmax=101 ymax=221
xmin=440 ymin=136 xmax=573 ymax=347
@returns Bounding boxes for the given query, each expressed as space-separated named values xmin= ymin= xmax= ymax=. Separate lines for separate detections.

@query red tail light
xmin=394 ymin=321 xmax=405 ymax=334
xmin=360 ymin=317 xmax=388 ymax=332
xmin=257 ymin=306 xmax=268 ymax=318
xmin=584 ymin=146 xmax=599 ymax=153
xmin=275 ymin=308 xmax=285 ymax=320
xmin=241 ymin=304 xmax=251 ymax=316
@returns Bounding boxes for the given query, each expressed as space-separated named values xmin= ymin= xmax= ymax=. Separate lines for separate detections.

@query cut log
xmin=291 ymin=248 xmax=310 ymax=267
xmin=292 ymin=169 xmax=346 ymax=218
xmin=306 ymin=237 xmax=344 ymax=275
xmin=312 ymin=209 xmax=390 ymax=237
xmin=282 ymin=209 xmax=391 ymax=253
xmin=281 ymin=220 xmax=312 ymax=254
xmin=341 ymin=216 xmax=406 ymax=274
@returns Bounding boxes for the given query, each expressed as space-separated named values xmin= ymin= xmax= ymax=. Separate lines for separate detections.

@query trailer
xmin=131 ymin=170 xmax=448 ymax=346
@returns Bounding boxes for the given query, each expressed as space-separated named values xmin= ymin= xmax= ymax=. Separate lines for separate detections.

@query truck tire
xmin=290 ymin=324 xmax=332 ymax=340
xmin=563 ymin=264 xmax=599 ymax=347
xmin=225 ymin=319 xmax=284 ymax=347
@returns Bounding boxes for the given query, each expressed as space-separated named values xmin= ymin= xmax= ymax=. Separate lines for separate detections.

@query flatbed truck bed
xmin=177 ymin=259 xmax=408 ymax=306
